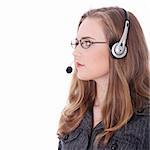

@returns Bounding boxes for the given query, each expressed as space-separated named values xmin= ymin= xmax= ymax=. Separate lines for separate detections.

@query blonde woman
xmin=57 ymin=7 xmax=150 ymax=150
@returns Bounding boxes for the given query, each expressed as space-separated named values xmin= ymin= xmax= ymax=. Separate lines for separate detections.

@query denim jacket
xmin=58 ymin=103 xmax=150 ymax=150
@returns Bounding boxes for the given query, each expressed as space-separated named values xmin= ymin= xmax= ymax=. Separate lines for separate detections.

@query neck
xmin=94 ymin=74 xmax=109 ymax=108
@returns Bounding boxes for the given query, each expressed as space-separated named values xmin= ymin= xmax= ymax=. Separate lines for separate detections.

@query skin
xmin=72 ymin=17 xmax=110 ymax=127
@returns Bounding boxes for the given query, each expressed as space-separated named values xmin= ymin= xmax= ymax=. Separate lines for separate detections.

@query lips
xmin=76 ymin=62 xmax=85 ymax=68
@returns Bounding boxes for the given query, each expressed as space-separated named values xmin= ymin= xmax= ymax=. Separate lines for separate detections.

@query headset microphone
xmin=66 ymin=62 xmax=73 ymax=73
xmin=66 ymin=66 xmax=73 ymax=73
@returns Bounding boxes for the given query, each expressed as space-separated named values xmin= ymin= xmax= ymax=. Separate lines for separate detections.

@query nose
xmin=72 ymin=46 xmax=82 ymax=58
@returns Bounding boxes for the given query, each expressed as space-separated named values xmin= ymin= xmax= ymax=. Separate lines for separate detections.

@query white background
xmin=0 ymin=0 xmax=149 ymax=150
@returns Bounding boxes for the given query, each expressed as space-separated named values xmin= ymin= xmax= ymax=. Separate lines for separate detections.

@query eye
xmin=81 ymin=40 xmax=92 ymax=48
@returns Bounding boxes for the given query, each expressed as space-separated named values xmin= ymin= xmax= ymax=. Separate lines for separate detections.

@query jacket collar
xmin=134 ymin=102 xmax=150 ymax=116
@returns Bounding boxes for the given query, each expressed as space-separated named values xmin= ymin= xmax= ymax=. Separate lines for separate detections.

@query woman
xmin=57 ymin=7 xmax=150 ymax=150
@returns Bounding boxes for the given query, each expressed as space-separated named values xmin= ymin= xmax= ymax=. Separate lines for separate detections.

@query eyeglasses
xmin=71 ymin=38 xmax=107 ymax=49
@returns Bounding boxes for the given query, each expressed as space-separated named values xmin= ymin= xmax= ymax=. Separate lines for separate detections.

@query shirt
xmin=58 ymin=103 xmax=150 ymax=150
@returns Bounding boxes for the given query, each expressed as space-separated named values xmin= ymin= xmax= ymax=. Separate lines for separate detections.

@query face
xmin=72 ymin=17 xmax=110 ymax=81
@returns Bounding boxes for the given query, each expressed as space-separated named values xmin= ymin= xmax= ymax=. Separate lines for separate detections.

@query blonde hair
xmin=57 ymin=7 xmax=150 ymax=145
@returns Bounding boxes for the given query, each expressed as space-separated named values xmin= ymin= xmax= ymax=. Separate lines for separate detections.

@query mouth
xmin=76 ymin=62 xmax=85 ymax=68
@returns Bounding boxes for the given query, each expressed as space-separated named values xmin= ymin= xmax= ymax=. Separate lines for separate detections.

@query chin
xmin=77 ymin=74 xmax=93 ymax=81
xmin=77 ymin=72 xmax=109 ymax=81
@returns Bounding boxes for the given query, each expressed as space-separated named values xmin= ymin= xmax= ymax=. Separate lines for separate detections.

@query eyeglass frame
xmin=71 ymin=38 xmax=107 ymax=49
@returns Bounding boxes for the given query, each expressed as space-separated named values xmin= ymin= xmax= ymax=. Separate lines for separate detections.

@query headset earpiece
xmin=111 ymin=42 xmax=128 ymax=59
xmin=111 ymin=9 xmax=129 ymax=59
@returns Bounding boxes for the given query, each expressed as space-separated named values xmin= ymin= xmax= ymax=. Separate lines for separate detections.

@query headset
xmin=110 ymin=9 xmax=130 ymax=59
xmin=66 ymin=8 xmax=130 ymax=73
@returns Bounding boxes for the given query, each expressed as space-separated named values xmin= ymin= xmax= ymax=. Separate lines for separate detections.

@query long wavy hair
xmin=57 ymin=7 xmax=150 ymax=145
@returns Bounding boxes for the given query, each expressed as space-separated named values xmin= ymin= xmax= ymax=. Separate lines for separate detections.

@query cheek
xmin=76 ymin=48 xmax=110 ymax=81
xmin=86 ymin=49 xmax=109 ymax=77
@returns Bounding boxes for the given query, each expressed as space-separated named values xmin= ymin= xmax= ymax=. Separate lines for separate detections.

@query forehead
xmin=77 ymin=17 xmax=106 ymax=40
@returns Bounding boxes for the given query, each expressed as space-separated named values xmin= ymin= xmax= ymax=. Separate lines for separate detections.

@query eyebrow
xmin=76 ymin=36 xmax=96 ymax=40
